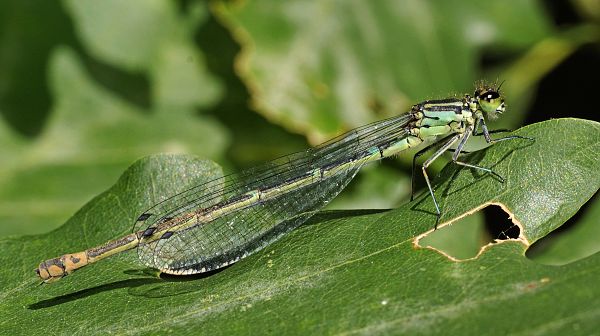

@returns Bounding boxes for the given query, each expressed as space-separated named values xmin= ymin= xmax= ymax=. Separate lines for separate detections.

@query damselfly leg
xmin=413 ymin=120 xmax=533 ymax=229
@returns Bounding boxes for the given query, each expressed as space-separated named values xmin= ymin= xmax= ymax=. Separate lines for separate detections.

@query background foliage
xmin=0 ymin=0 xmax=599 ymax=334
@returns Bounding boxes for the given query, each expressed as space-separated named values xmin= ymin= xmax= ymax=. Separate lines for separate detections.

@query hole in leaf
xmin=483 ymin=204 xmax=521 ymax=240
xmin=417 ymin=204 xmax=521 ymax=260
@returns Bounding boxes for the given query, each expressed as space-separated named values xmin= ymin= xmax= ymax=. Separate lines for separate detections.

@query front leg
xmin=453 ymin=125 xmax=505 ymax=182
xmin=476 ymin=118 xmax=534 ymax=144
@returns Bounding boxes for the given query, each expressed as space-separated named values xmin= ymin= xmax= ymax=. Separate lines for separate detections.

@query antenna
xmin=497 ymin=80 xmax=506 ymax=92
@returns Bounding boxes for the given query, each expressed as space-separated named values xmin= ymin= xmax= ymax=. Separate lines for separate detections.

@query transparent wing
xmin=144 ymin=161 xmax=363 ymax=274
xmin=134 ymin=114 xmax=413 ymax=273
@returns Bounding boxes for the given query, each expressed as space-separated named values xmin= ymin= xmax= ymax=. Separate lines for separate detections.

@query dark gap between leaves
xmin=483 ymin=204 xmax=520 ymax=241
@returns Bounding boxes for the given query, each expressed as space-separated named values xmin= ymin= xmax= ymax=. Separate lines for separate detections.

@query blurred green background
xmin=0 ymin=0 xmax=598 ymax=262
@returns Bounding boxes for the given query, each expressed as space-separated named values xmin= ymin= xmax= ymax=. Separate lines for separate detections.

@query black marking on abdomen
xmin=320 ymin=157 xmax=354 ymax=173
xmin=137 ymin=213 xmax=152 ymax=221
xmin=142 ymin=228 xmax=156 ymax=237
xmin=282 ymin=171 xmax=316 ymax=185
xmin=215 ymin=193 xmax=254 ymax=208
xmin=259 ymin=171 xmax=316 ymax=194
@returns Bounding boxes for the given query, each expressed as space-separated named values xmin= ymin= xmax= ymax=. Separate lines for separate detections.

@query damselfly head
xmin=475 ymin=84 xmax=505 ymax=119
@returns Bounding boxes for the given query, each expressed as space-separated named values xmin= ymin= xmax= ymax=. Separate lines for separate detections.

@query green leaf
xmin=64 ymin=0 xmax=222 ymax=108
xmin=0 ymin=1 xmax=72 ymax=136
xmin=328 ymin=164 xmax=411 ymax=210
xmin=418 ymin=209 xmax=486 ymax=260
xmin=0 ymin=1 xmax=230 ymax=238
xmin=527 ymin=193 xmax=600 ymax=265
xmin=2 ymin=119 xmax=599 ymax=334
xmin=215 ymin=0 xmax=551 ymax=143
xmin=0 ymin=47 xmax=229 ymax=237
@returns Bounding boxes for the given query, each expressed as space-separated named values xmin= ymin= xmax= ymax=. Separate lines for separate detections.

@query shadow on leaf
xmin=28 ymin=277 xmax=162 ymax=310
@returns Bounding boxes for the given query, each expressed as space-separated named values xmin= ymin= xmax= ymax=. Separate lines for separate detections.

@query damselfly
xmin=36 ymin=82 xmax=531 ymax=283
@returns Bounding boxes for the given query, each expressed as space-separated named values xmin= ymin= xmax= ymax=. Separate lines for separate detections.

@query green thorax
xmin=410 ymin=96 xmax=475 ymax=139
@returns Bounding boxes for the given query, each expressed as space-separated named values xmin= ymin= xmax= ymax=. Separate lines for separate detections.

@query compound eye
xmin=479 ymin=90 xmax=500 ymax=101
